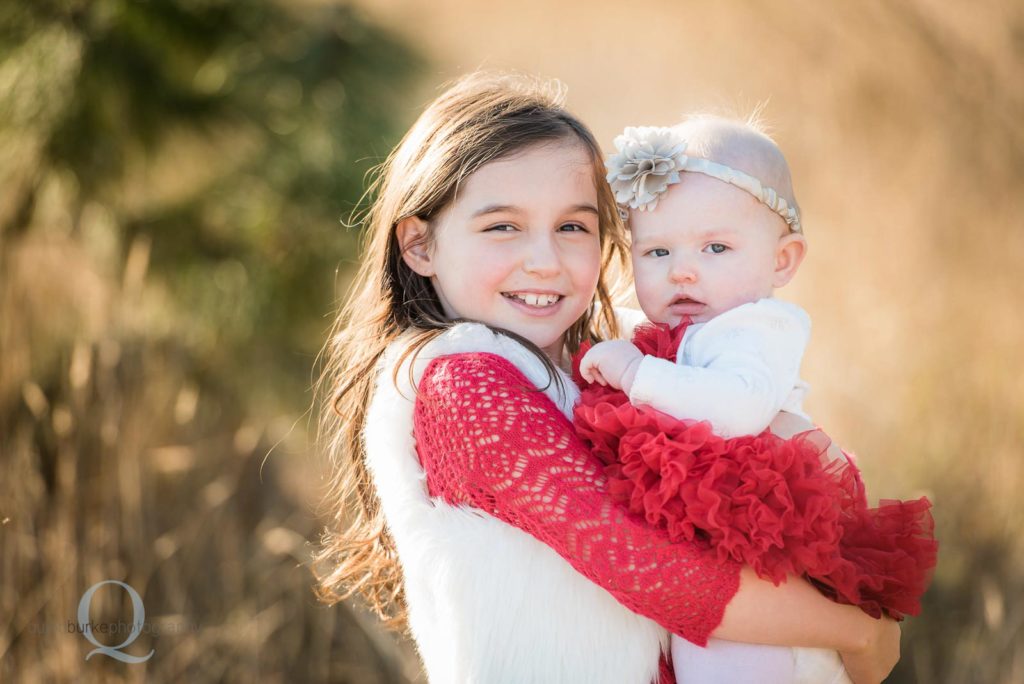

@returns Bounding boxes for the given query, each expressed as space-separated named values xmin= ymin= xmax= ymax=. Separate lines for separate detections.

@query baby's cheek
xmin=632 ymin=267 xmax=665 ymax=311
xmin=720 ymin=262 xmax=770 ymax=299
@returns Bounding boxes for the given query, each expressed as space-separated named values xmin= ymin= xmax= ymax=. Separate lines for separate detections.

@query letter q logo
xmin=77 ymin=580 xmax=155 ymax=663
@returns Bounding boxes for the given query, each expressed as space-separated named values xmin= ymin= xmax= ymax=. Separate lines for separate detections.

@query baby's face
xmin=629 ymin=173 xmax=796 ymax=325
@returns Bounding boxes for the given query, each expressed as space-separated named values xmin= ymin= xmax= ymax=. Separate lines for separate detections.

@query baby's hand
xmin=579 ymin=341 xmax=644 ymax=393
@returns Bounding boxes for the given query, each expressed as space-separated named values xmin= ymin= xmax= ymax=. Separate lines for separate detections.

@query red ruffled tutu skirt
xmin=572 ymin=321 xmax=937 ymax=619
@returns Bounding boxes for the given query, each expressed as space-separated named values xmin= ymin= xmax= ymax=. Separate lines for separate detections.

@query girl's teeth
xmin=507 ymin=293 xmax=560 ymax=307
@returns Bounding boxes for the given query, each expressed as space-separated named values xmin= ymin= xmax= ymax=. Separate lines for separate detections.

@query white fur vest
xmin=363 ymin=322 xmax=668 ymax=683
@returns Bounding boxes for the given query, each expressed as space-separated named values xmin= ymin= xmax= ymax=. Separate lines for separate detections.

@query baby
xmin=581 ymin=117 xmax=809 ymax=439
xmin=580 ymin=117 xmax=850 ymax=684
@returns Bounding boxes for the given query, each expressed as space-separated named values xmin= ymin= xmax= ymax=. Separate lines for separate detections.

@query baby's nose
xmin=669 ymin=256 xmax=698 ymax=283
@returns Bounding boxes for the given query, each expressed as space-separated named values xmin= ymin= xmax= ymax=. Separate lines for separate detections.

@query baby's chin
xmin=651 ymin=311 xmax=721 ymax=327
xmin=648 ymin=313 xmax=687 ymax=328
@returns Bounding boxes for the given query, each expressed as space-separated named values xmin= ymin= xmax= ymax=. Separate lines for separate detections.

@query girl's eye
xmin=485 ymin=224 xmax=517 ymax=232
xmin=646 ymin=248 xmax=670 ymax=257
xmin=558 ymin=222 xmax=589 ymax=233
xmin=703 ymin=243 xmax=729 ymax=254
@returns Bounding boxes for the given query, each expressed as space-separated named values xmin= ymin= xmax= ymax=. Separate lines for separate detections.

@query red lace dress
xmin=573 ymin=321 xmax=938 ymax=621
xmin=414 ymin=351 xmax=747 ymax=683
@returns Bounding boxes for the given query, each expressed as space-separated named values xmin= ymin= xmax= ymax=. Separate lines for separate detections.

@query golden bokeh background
xmin=2 ymin=0 xmax=1021 ymax=681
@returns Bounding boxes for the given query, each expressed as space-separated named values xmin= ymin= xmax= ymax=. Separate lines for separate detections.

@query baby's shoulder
xmin=684 ymin=299 xmax=811 ymax=361
xmin=701 ymin=298 xmax=810 ymax=337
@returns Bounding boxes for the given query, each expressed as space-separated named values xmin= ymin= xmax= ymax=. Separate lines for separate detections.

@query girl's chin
xmin=505 ymin=325 xmax=569 ymax=362
xmin=503 ymin=299 xmax=583 ymax=350
xmin=520 ymin=329 xmax=566 ymax=358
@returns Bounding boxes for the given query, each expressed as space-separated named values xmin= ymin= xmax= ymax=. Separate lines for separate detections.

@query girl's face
xmin=629 ymin=173 xmax=804 ymax=325
xmin=401 ymin=142 xmax=602 ymax=360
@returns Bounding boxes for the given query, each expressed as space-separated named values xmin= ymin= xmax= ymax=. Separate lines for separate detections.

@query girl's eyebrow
xmin=471 ymin=204 xmax=520 ymax=218
xmin=471 ymin=203 xmax=599 ymax=218
xmin=567 ymin=203 xmax=599 ymax=216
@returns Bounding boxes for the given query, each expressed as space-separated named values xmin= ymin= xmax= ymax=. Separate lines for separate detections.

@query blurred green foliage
xmin=1 ymin=0 xmax=422 ymax=409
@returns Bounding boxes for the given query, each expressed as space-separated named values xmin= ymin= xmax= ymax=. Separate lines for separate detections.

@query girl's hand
xmin=579 ymin=341 xmax=643 ymax=393
xmin=769 ymin=410 xmax=814 ymax=439
xmin=716 ymin=569 xmax=902 ymax=680
xmin=839 ymin=616 xmax=901 ymax=684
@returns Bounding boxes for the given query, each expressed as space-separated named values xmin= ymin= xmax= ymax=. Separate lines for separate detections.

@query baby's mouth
xmin=502 ymin=292 xmax=563 ymax=308
xmin=668 ymin=296 xmax=706 ymax=314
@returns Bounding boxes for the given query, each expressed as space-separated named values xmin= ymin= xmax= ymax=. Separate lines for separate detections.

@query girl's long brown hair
xmin=313 ymin=72 xmax=628 ymax=630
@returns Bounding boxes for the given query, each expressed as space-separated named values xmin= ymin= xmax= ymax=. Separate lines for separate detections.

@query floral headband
xmin=606 ymin=126 xmax=803 ymax=234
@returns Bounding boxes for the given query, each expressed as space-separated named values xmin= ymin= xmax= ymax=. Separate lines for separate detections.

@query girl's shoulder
xmin=380 ymin=322 xmax=577 ymax=413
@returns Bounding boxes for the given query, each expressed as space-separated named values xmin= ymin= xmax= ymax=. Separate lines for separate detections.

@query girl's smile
xmin=501 ymin=290 xmax=565 ymax=313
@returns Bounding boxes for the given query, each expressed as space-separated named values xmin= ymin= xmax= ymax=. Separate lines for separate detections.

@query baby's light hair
xmin=675 ymin=112 xmax=801 ymax=229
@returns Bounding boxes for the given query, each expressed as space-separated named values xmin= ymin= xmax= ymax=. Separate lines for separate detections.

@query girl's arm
xmin=770 ymin=410 xmax=851 ymax=469
xmin=413 ymin=351 xmax=895 ymax=669
xmin=414 ymin=351 xmax=740 ymax=646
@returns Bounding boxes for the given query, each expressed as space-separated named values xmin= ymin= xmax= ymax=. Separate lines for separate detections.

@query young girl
xmin=578 ymin=118 xmax=936 ymax=683
xmin=315 ymin=73 xmax=902 ymax=683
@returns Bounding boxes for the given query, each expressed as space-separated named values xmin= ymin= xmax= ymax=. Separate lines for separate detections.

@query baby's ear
xmin=772 ymin=233 xmax=807 ymax=288
xmin=396 ymin=216 xmax=434 ymax=277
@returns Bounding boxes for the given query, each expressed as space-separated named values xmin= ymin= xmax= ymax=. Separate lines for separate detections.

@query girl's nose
xmin=522 ymin=233 xmax=561 ymax=278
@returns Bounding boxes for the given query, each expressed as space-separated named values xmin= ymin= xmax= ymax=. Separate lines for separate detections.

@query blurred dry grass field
xmin=2 ymin=0 xmax=1022 ymax=682
xmin=0 ymin=229 xmax=418 ymax=682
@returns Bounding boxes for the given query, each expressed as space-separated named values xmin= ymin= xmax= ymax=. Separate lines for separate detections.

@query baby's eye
xmin=646 ymin=247 xmax=670 ymax=257
xmin=703 ymin=243 xmax=729 ymax=254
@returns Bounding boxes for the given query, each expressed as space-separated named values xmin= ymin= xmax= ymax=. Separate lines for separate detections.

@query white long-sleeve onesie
xmin=629 ymin=297 xmax=810 ymax=439
xmin=627 ymin=298 xmax=851 ymax=684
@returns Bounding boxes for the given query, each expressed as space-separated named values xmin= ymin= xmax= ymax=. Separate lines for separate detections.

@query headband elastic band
xmin=606 ymin=126 xmax=802 ymax=234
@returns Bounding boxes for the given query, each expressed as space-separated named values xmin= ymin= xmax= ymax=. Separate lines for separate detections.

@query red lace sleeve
xmin=412 ymin=351 xmax=742 ymax=646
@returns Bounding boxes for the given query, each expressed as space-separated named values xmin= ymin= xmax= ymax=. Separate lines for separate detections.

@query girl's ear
xmin=772 ymin=233 xmax=807 ymax=288
xmin=396 ymin=216 xmax=434 ymax=277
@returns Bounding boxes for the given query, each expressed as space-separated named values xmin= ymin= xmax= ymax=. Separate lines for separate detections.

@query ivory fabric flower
xmin=606 ymin=126 xmax=688 ymax=212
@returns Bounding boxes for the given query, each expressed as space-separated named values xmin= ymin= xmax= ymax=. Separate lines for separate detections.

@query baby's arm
xmin=578 ymin=339 xmax=644 ymax=390
xmin=630 ymin=299 xmax=810 ymax=438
